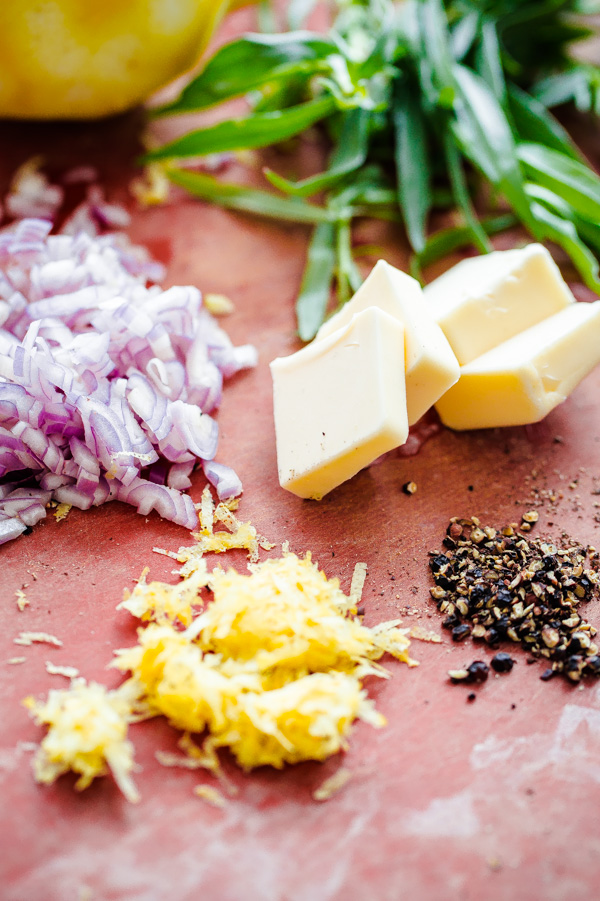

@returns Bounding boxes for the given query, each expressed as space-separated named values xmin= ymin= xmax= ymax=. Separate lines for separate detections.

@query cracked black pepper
xmin=429 ymin=515 xmax=600 ymax=683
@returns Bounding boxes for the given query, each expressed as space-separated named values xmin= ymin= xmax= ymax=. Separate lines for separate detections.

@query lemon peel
xmin=24 ymin=679 xmax=139 ymax=802
xmin=0 ymin=0 xmax=242 ymax=120
xmin=113 ymin=551 xmax=413 ymax=771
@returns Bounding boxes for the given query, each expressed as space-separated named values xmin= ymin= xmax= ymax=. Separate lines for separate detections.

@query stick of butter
xmin=435 ymin=301 xmax=600 ymax=430
xmin=316 ymin=260 xmax=459 ymax=425
xmin=271 ymin=307 xmax=409 ymax=499
xmin=424 ymin=244 xmax=575 ymax=366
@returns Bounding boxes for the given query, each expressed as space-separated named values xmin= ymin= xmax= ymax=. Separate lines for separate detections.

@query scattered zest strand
xmin=14 ymin=631 xmax=63 ymax=647
xmin=193 ymin=785 xmax=227 ymax=808
xmin=312 ymin=767 xmax=352 ymax=802
xmin=45 ymin=662 xmax=80 ymax=679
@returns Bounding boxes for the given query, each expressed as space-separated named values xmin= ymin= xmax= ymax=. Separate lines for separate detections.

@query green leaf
xmin=475 ymin=21 xmax=506 ymax=107
xmin=533 ymin=65 xmax=600 ymax=116
xmin=574 ymin=215 xmax=600 ymax=257
xmin=508 ymin=83 xmax=582 ymax=161
xmin=143 ymin=97 xmax=337 ymax=162
xmin=524 ymin=181 xmax=575 ymax=220
xmin=151 ymin=33 xmax=339 ymax=116
xmin=518 ymin=141 xmax=600 ymax=222
xmin=264 ymin=107 xmax=370 ymax=197
xmin=296 ymin=223 xmax=337 ymax=340
xmin=528 ymin=201 xmax=600 ymax=293
xmin=393 ymin=79 xmax=432 ymax=253
xmin=413 ymin=213 xmax=518 ymax=273
xmin=451 ymin=64 xmax=535 ymax=230
xmin=450 ymin=10 xmax=479 ymax=62
xmin=443 ymin=129 xmax=492 ymax=254
xmin=417 ymin=0 xmax=456 ymax=92
xmin=328 ymin=163 xmax=395 ymax=209
xmin=166 ymin=168 xmax=333 ymax=224
xmin=335 ymin=219 xmax=363 ymax=305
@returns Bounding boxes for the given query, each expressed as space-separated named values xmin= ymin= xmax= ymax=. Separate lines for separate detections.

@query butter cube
xmin=435 ymin=301 xmax=600 ymax=430
xmin=316 ymin=260 xmax=459 ymax=425
xmin=424 ymin=244 xmax=575 ymax=366
xmin=271 ymin=307 xmax=409 ymax=499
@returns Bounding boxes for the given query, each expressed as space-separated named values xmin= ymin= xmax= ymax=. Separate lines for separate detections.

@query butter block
xmin=424 ymin=244 xmax=575 ymax=366
xmin=435 ymin=301 xmax=600 ymax=430
xmin=271 ymin=307 xmax=409 ymax=500
xmin=316 ymin=260 xmax=459 ymax=425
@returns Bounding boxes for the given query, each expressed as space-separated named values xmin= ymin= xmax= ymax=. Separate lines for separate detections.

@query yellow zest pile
xmin=25 ymin=492 xmax=413 ymax=798
xmin=24 ymin=680 xmax=139 ymax=803
xmin=114 ymin=551 xmax=413 ymax=771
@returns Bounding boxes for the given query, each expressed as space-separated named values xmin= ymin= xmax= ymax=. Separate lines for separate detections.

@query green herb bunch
xmin=146 ymin=0 xmax=600 ymax=339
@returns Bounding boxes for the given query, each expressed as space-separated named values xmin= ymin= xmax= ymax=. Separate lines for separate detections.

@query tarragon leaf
xmin=413 ymin=213 xmax=517 ymax=274
xmin=529 ymin=201 xmax=600 ymax=293
xmin=393 ymin=79 xmax=432 ymax=253
xmin=534 ymin=65 xmax=600 ymax=115
xmin=335 ymin=219 xmax=363 ymax=305
xmin=475 ymin=20 xmax=506 ymax=107
xmin=143 ymin=97 xmax=337 ymax=162
xmin=443 ymin=130 xmax=492 ymax=254
xmin=166 ymin=168 xmax=333 ymax=224
xmin=264 ymin=107 xmax=370 ymax=197
xmin=518 ymin=142 xmax=600 ymax=222
xmin=152 ymin=33 xmax=339 ymax=116
xmin=451 ymin=64 xmax=535 ymax=231
xmin=508 ymin=83 xmax=582 ymax=161
xmin=296 ymin=223 xmax=337 ymax=340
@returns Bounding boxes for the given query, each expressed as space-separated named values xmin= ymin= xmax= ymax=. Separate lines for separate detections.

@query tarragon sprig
xmin=146 ymin=0 xmax=600 ymax=340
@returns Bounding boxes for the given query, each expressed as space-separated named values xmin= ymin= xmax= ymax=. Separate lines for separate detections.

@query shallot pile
xmin=0 ymin=217 xmax=256 ymax=545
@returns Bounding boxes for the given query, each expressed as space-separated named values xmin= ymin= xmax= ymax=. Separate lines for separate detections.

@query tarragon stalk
xmin=147 ymin=0 xmax=600 ymax=339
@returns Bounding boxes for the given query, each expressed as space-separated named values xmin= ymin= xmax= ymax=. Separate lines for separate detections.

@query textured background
xmin=3 ymin=6 xmax=600 ymax=900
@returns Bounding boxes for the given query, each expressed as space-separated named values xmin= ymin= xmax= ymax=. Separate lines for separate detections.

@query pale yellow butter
xmin=424 ymin=244 xmax=575 ymax=366
xmin=316 ymin=260 xmax=459 ymax=425
xmin=271 ymin=307 xmax=409 ymax=499
xmin=435 ymin=301 xmax=600 ymax=430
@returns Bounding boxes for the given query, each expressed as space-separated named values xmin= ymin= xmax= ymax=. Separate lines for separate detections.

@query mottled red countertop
xmin=3 ymin=9 xmax=600 ymax=901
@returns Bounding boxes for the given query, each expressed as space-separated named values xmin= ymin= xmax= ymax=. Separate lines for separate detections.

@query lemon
xmin=0 ymin=0 xmax=242 ymax=120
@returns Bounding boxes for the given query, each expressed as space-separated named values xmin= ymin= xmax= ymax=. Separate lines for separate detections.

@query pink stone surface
xmin=3 ymin=10 xmax=600 ymax=900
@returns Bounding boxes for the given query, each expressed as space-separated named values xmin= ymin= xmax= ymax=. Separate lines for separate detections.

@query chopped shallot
xmin=0 ymin=216 xmax=257 ymax=544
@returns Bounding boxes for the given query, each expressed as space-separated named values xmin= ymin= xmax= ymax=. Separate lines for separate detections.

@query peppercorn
xmin=452 ymin=624 xmax=471 ymax=642
xmin=491 ymin=652 xmax=514 ymax=673
xmin=428 ymin=516 xmax=600 ymax=684
xmin=467 ymin=661 xmax=489 ymax=683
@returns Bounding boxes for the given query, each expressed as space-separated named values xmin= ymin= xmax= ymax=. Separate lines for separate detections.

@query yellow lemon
xmin=0 ymin=0 xmax=243 ymax=120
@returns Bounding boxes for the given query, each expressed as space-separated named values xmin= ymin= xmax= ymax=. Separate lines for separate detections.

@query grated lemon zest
xmin=313 ymin=767 xmax=353 ymax=801
xmin=24 ymin=679 xmax=139 ymax=802
xmin=194 ymin=784 xmax=227 ymax=807
xmin=130 ymin=163 xmax=170 ymax=207
xmin=14 ymin=631 xmax=62 ymax=647
xmin=112 ymin=552 xmax=412 ymax=771
xmin=204 ymin=293 xmax=235 ymax=316
xmin=118 ymin=564 xmax=209 ymax=626
xmin=54 ymin=503 xmax=72 ymax=522
xmin=349 ymin=562 xmax=367 ymax=611
xmin=409 ymin=625 xmax=443 ymax=643
xmin=45 ymin=662 xmax=80 ymax=679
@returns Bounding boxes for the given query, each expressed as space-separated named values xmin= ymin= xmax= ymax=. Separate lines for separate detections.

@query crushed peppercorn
xmin=490 ymin=652 xmax=515 ymax=673
xmin=430 ymin=517 xmax=600 ymax=683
